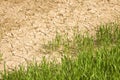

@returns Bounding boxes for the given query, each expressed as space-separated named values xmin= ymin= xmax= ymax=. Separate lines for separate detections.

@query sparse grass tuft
xmin=0 ymin=53 xmax=3 ymax=62
xmin=1 ymin=22 xmax=120 ymax=80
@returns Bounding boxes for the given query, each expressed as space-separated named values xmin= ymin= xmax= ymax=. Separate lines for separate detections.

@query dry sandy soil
xmin=0 ymin=0 xmax=120 ymax=71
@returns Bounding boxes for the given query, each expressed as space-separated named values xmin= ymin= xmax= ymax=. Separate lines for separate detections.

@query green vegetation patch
xmin=1 ymin=22 xmax=120 ymax=80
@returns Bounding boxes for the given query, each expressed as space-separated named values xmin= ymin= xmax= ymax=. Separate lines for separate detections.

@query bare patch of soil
xmin=0 ymin=0 xmax=120 ymax=71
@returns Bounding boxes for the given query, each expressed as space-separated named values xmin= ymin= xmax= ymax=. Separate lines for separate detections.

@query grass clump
xmin=95 ymin=23 xmax=120 ymax=46
xmin=1 ymin=22 xmax=120 ymax=80
xmin=0 ymin=53 xmax=3 ymax=62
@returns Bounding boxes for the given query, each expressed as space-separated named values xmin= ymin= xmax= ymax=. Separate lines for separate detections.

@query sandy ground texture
xmin=0 ymin=0 xmax=120 ymax=71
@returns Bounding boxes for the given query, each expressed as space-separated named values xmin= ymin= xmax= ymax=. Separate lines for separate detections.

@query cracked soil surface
xmin=0 ymin=0 xmax=120 ymax=71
